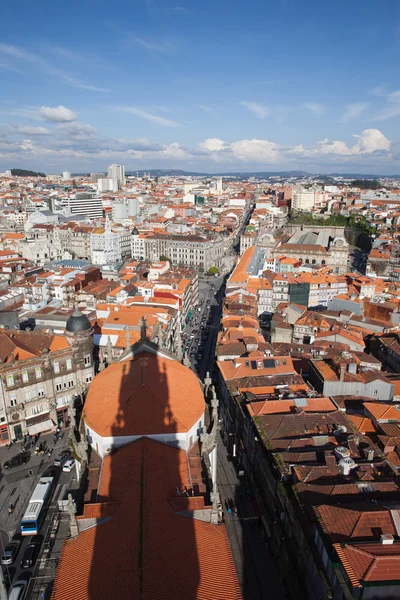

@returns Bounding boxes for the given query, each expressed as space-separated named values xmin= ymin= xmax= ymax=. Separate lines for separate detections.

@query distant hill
xmin=126 ymin=169 xmax=400 ymax=179
xmin=11 ymin=168 xmax=46 ymax=177
xmin=126 ymin=169 xmax=311 ymax=178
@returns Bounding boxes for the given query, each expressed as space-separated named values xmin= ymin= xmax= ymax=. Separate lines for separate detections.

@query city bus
xmin=20 ymin=476 xmax=54 ymax=536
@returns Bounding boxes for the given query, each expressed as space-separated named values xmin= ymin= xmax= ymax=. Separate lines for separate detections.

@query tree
xmin=208 ymin=266 xmax=219 ymax=275
xmin=351 ymin=179 xmax=381 ymax=190
xmin=159 ymin=255 xmax=171 ymax=263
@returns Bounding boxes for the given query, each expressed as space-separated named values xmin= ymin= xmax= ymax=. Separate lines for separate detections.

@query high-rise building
xmin=98 ymin=178 xmax=118 ymax=193
xmin=67 ymin=192 xmax=103 ymax=219
xmin=91 ymin=172 xmax=105 ymax=182
xmin=108 ymin=163 xmax=125 ymax=183
xmin=62 ymin=171 xmax=71 ymax=181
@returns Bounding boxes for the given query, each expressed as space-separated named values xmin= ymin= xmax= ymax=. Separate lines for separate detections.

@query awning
xmin=27 ymin=419 xmax=55 ymax=436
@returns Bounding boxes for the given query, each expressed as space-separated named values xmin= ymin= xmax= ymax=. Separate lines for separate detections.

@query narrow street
xmin=217 ymin=438 xmax=286 ymax=600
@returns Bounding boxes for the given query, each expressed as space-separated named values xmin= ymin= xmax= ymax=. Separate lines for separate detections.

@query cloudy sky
xmin=0 ymin=0 xmax=399 ymax=174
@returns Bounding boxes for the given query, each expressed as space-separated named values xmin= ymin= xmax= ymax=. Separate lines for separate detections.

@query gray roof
xmin=65 ymin=309 xmax=91 ymax=333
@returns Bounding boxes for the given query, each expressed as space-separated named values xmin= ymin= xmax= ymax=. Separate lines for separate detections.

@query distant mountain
xmin=126 ymin=169 xmax=311 ymax=178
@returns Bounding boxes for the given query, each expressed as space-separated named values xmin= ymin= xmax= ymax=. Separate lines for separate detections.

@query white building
xmin=62 ymin=171 xmax=71 ymax=181
xmin=98 ymin=178 xmax=118 ymax=193
xmin=90 ymin=223 xmax=132 ymax=265
xmin=108 ymin=164 xmax=125 ymax=184
xmin=291 ymin=189 xmax=316 ymax=211
xmin=67 ymin=193 xmax=103 ymax=220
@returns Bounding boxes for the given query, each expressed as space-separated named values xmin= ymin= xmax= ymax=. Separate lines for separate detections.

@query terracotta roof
xmin=84 ymin=351 xmax=205 ymax=437
xmin=52 ymin=438 xmax=241 ymax=600
xmin=317 ymin=504 xmax=398 ymax=543
xmin=334 ymin=541 xmax=400 ymax=585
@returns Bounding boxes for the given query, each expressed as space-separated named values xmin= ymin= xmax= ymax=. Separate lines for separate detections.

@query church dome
xmin=84 ymin=352 xmax=204 ymax=438
xmin=66 ymin=309 xmax=91 ymax=333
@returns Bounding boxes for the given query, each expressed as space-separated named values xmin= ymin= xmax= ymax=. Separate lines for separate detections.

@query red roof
xmin=52 ymin=438 xmax=242 ymax=600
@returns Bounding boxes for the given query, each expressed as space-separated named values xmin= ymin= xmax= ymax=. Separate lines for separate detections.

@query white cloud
xmin=0 ymin=123 xmax=392 ymax=170
xmin=230 ymin=139 xmax=278 ymax=162
xmin=369 ymin=85 xmax=387 ymax=97
xmin=352 ymin=128 xmax=390 ymax=154
xmin=299 ymin=128 xmax=390 ymax=157
xmin=117 ymin=107 xmax=179 ymax=127
xmin=313 ymin=139 xmax=353 ymax=156
xmin=241 ymin=101 xmax=270 ymax=119
xmin=195 ymin=104 xmax=218 ymax=116
xmin=200 ymin=137 xmax=278 ymax=163
xmin=303 ymin=102 xmax=325 ymax=116
xmin=200 ymin=138 xmax=227 ymax=152
xmin=373 ymin=90 xmax=400 ymax=121
xmin=13 ymin=125 xmax=51 ymax=135
xmin=0 ymin=44 xmax=109 ymax=93
xmin=56 ymin=122 xmax=97 ymax=139
xmin=340 ymin=102 xmax=368 ymax=123
xmin=40 ymin=105 xmax=77 ymax=123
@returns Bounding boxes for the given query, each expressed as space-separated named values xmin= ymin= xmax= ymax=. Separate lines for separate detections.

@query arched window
xmin=312 ymin=259 xmax=316 ymax=265
xmin=321 ymin=260 xmax=326 ymax=265
xmin=305 ymin=258 xmax=309 ymax=264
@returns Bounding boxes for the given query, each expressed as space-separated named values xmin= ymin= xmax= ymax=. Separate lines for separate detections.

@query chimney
xmin=381 ymin=534 xmax=394 ymax=545
xmin=339 ymin=363 xmax=346 ymax=381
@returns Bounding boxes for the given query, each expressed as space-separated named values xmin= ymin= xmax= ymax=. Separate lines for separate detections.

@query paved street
xmin=182 ymin=273 xmax=225 ymax=381
xmin=0 ymin=430 xmax=74 ymax=596
xmin=217 ymin=438 xmax=286 ymax=600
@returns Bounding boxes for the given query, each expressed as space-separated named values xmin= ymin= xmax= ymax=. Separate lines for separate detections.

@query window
xmin=9 ymin=392 xmax=17 ymax=407
xmin=6 ymin=375 xmax=14 ymax=388
xmin=84 ymin=355 xmax=91 ymax=366
xmin=86 ymin=374 xmax=92 ymax=384
xmin=66 ymin=358 xmax=72 ymax=370
xmin=54 ymin=362 xmax=60 ymax=374
xmin=22 ymin=371 xmax=29 ymax=383
xmin=56 ymin=383 xmax=62 ymax=392
xmin=38 ymin=388 xmax=44 ymax=398
xmin=35 ymin=367 xmax=41 ymax=379
xmin=276 ymin=360 xmax=280 ymax=366
xmin=25 ymin=390 xmax=32 ymax=401
xmin=68 ymin=379 xmax=74 ymax=388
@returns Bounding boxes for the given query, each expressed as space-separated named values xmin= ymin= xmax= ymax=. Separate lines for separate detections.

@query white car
xmin=62 ymin=459 xmax=75 ymax=472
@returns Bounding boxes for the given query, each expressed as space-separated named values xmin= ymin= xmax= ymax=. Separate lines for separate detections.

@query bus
xmin=20 ymin=476 xmax=54 ymax=536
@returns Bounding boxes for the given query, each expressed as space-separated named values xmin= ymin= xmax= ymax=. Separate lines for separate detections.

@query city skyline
xmin=0 ymin=0 xmax=399 ymax=173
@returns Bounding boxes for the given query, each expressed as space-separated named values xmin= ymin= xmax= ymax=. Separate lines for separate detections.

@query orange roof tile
xmin=84 ymin=352 xmax=205 ymax=437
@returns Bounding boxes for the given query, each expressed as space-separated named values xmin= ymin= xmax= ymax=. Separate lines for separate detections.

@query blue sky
xmin=0 ymin=0 xmax=399 ymax=173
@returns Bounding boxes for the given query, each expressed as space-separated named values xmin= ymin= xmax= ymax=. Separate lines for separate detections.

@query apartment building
xmin=0 ymin=314 xmax=94 ymax=443
xmin=131 ymin=231 xmax=224 ymax=271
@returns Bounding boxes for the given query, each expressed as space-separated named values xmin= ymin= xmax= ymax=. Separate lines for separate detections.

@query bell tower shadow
xmin=86 ymin=324 xmax=201 ymax=599
xmin=51 ymin=318 xmax=242 ymax=600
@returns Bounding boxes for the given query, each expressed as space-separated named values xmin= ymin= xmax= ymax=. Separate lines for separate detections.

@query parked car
xmin=1 ymin=541 xmax=21 ymax=565
xmin=4 ymin=453 xmax=30 ymax=470
xmin=9 ymin=576 xmax=31 ymax=600
xmin=54 ymin=450 xmax=71 ymax=467
xmin=20 ymin=537 xmax=41 ymax=569
xmin=62 ymin=459 xmax=75 ymax=472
